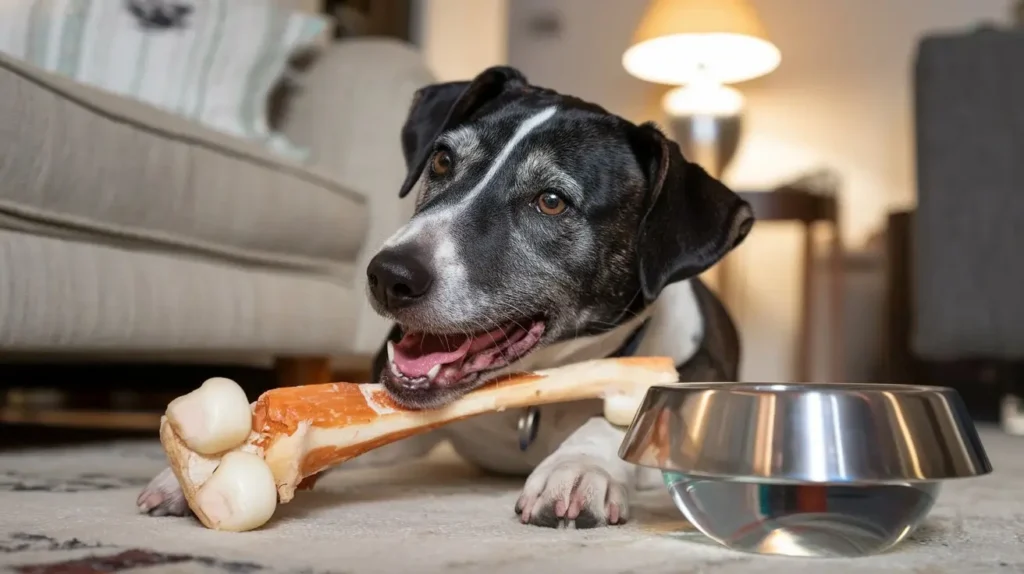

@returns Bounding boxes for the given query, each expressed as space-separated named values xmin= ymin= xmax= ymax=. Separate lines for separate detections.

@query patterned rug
xmin=1 ymin=427 xmax=1023 ymax=573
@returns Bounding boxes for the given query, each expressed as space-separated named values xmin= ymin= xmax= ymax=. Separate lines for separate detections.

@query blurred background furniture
xmin=0 ymin=1 xmax=431 ymax=429
xmin=885 ymin=26 xmax=1024 ymax=425
xmin=622 ymin=0 xmax=781 ymax=179
xmin=324 ymin=0 xmax=411 ymax=39
xmin=735 ymin=186 xmax=845 ymax=383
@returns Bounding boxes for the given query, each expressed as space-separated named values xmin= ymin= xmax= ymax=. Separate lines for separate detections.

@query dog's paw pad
xmin=515 ymin=459 xmax=628 ymax=529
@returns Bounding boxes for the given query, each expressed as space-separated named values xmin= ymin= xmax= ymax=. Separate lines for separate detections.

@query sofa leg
xmin=274 ymin=357 xmax=332 ymax=387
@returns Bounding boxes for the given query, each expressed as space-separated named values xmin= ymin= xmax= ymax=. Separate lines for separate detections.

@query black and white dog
xmin=138 ymin=66 xmax=754 ymax=528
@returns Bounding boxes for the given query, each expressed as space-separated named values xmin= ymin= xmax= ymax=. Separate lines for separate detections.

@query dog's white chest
xmin=443 ymin=401 xmax=602 ymax=475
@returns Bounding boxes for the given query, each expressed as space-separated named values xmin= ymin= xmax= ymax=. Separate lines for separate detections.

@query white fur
xmin=634 ymin=280 xmax=704 ymax=365
xmin=1001 ymin=394 xmax=1024 ymax=436
xmin=462 ymin=106 xmax=557 ymax=206
xmin=384 ymin=107 xmax=558 ymax=250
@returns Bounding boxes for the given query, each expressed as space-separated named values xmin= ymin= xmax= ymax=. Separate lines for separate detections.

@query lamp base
xmin=664 ymin=109 xmax=744 ymax=311
xmin=666 ymin=113 xmax=742 ymax=178
xmin=661 ymin=82 xmax=745 ymax=178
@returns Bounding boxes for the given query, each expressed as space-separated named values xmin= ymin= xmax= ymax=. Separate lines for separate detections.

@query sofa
xmin=0 ymin=27 xmax=433 ymax=386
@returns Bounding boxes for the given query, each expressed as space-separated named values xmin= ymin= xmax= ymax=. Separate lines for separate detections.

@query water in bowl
xmin=662 ymin=471 xmax=939 ymax=558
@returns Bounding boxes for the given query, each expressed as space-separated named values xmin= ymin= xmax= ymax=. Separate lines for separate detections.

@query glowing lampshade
xmin=623 ymin=0 xmax=781 ymax=86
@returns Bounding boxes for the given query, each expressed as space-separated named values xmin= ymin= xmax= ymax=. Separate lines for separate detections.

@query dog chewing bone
xmin=159 ymin=357 xmax=679 ymax=531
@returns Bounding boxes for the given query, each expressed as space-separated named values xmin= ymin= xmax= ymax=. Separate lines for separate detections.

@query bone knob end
xmin=166 ymin=377 xmax=252 ymax=455
xmin=603 ymin=390 xmax=648 ymax=427
xmin=195 ymin=451 xmax=278 ymax=532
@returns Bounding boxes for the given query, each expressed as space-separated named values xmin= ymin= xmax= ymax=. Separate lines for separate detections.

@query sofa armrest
xmin=282 ymin=38 xmax=434 ymax=355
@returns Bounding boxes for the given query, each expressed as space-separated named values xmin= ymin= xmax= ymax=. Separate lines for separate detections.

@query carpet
xmin=1 ymin=427 xmax=1022 ymax=574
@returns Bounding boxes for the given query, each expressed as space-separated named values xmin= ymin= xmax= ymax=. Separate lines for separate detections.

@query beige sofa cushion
xmin=0 ymin=52 xmax=367 ymax=272
xmin=0 ymin=229 xmax=357 ymax=354
xmin=281 ymin=38 xmax=435 ymax=353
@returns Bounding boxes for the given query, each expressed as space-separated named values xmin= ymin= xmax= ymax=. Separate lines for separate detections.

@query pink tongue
xmin=392 ymin=333 xmax=473 ymax=378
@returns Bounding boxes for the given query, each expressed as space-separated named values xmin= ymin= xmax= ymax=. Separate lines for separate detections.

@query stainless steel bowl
xmin=619 ymin=383 xmax=992 ymax=558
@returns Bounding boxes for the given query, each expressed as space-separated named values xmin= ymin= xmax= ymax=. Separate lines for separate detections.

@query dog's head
xmin=367 ymin=66 xmax=753 ymax=408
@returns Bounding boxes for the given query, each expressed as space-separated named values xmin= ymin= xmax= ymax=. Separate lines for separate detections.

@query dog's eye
xmin=535 ymin=191 xmax=567 ymax=216
xmin=430 ymin=150 xmax=452 ymax=177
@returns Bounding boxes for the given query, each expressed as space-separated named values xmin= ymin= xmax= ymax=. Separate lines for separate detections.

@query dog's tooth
xmin=426 ymin=364 xmax=442 ymax=382
xmin=387 ymin=340 xmax=395 ymax=364
xmin=389 ymin=361 xmax=401 ymax=378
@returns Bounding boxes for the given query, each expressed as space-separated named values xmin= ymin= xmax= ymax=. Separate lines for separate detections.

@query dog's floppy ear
xmin=399 ymin=81 xmax=468 ymax=171
xmin=398 ymin=66 xmax=528 ymax=198
xmin=630 ymin=122 xmax=755 ymax=302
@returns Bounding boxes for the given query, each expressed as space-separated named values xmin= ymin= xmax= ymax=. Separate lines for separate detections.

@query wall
xmin=733 ymin=0 xmax=1008 ymax=381
xmin=508 ymin=0 xmax=1010 ymax=382
xmin=413 ymin=0 xmax=509 ymax=82
xmin=417 ymin=0 xmax=1013 ymax=382
xmin=508 ymin=0 xmax=1011 ymax=244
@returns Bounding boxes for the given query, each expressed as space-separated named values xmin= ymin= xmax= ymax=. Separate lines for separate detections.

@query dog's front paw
xmin=515 ymin=457 xmax=628 ymax=529
xmin=137 ymin=467 xmax=190 ymax=517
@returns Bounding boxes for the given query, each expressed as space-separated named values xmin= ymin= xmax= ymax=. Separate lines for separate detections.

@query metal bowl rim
xmin=649 ymin=382 xmax=952 ymax=394
xmin=620 ymin=381 xmax=993 ymax=482
xmin=643 ymin=463 xmax=984 ymax=485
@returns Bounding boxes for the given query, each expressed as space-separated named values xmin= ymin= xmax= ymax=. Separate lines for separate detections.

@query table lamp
xmin=623 ymin=0 xmax=780 ymax=177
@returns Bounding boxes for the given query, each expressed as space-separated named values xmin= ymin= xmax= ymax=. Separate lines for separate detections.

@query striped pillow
xmin=0 ymin=0 xmax=329 ymax=159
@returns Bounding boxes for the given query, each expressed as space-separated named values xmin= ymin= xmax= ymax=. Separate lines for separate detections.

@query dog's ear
xmin=399 ymin=81 xmax=468 ymax=171
xmin=630 ymin=122 xmax=755 ymax=302
xmin=398 ymin=66 xmax=529 ymax=198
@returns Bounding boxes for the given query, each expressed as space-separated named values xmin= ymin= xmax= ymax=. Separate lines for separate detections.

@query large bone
xmin=161 ymin=356 xmax=678 ymax=531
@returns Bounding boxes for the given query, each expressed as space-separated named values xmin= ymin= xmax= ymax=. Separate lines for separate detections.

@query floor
xmin=1 ymin=428 xmax=1023 ymax=573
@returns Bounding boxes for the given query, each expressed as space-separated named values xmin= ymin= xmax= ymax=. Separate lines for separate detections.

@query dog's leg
xmin=137 ymin=431 xmax=444 ymax=517
xmin=515 ymin=417 xmax=638 ymax=529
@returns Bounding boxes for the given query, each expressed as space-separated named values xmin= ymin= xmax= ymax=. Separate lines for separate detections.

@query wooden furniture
xmin=718 ymin=187 xmax=845 ymax=382
xmin=274 ymin=357 xmax=335 ymax=388
xmin=323 ymin=0 xmax=411 ymax=40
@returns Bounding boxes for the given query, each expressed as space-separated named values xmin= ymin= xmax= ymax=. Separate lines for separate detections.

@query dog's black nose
xmin=366 ymin=249 xmax=433 ymax=310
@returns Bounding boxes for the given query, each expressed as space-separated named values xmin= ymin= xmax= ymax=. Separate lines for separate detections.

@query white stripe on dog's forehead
xmin=462 ymin=106 xmax=558 ymax=205
xmin=382 ymin=106 xmax=559 ymax=250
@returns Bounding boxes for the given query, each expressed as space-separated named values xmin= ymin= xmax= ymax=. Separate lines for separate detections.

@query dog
xmin=137 ymin=66 xmax=754 ymax=528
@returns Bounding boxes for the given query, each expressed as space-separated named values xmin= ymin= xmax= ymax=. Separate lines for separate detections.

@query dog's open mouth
xmin=386 ymin=318 xmax=546 ymax=390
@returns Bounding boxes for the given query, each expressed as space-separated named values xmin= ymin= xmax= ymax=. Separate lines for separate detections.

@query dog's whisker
xmin=468 ymin=318 xmax=502 ymax=348
xmin=493 ymin=300 xmax=536 ymax=329
xmin=603 ymin=289 xmax=644 ymax=328
xmin=464 ymin=311 xmax=529 ymax=363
